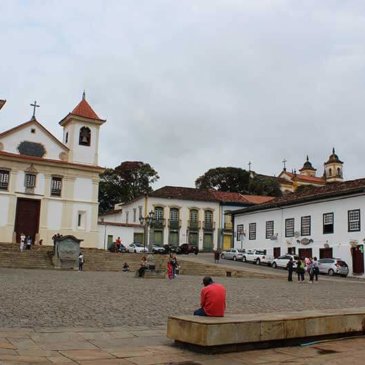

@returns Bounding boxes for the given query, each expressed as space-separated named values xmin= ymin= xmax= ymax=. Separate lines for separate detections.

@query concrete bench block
xmin=167 ymin=308 xmax=365 ymax=351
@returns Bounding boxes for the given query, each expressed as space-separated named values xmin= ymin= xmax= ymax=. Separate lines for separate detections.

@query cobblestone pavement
xmin=1 ymin=267 xmax=365 ymax=328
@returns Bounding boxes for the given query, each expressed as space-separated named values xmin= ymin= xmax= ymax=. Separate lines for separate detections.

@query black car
xmin=176 ymin=243 xmax=199 ymax=255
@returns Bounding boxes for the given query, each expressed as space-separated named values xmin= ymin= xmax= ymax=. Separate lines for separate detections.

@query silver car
xmin=317 ymin=258 xmax=349 ymax=277
xmin=220 ymin=248 xmax=245 ymax=261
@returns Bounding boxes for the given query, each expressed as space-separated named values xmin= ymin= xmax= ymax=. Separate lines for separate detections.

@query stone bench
xmin=167 ymin=308 xmax=365 ymax=353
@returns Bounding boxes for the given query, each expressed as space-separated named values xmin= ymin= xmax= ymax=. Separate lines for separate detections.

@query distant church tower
xmin=59 ymin=92 xmax=106 ymax=166
xmin=299 ymin=156 xmax=317 ymax=177
xmin=324 ymin=148 xmax=343 ymax=183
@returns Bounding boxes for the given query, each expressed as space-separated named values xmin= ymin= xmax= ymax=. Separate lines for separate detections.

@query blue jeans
xmin=193 ymin=308 xmax=206 ymax=316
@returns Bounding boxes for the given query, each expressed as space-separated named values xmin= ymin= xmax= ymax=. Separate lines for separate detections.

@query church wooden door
xmin=14 ymin=198 xmax=41 ymax=243
xmin=352 ymin=246 xmax=364 ymax=274
xmin=298 ymin=248 xmax=313 ymax=260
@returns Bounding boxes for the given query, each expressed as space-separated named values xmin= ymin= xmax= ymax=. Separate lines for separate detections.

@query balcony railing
xmin=188 ymin=220 xmax=201 ymax=230
xmin=203 ymin=221 xmax=215 ymax=231
xmin=168 ymin=219 xmax=181 ymax=229
xmin=153 ymin=218 xmax=165 ymax=229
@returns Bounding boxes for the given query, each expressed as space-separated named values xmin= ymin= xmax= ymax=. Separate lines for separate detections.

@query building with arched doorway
xmin=0 ymin=94 xmax=105 ymax=247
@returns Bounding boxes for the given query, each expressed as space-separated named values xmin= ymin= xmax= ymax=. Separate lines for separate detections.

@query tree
xmin=248 ymin=175 xmax=282 ymax=197
xmin=98 ymin=161 xmax=159 ymax=213
xmin=195 ymin=167 xmax=251 ymax=192
xmin=195 ymin=167 xmax=282 ymax=197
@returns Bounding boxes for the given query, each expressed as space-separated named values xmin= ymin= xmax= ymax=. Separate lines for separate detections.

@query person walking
xmin=287 ymin=257 xmax=294 ymax=282
xmin=78 ymin=252 xmax=84 ymax=271
xmin=20 ymin=233 xmax=26 ymax=252
xmin=26 ymin=236 xmax=32 ymax=250
xmin=312 ymin=257 xmax=319 ymax=282
xmin=214 ymin=250 xmax=220 ymax=264
xmin=296 ymin=259 xmax=305 ymax=283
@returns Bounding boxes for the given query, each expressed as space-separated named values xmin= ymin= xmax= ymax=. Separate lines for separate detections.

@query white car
xmin=220 ymin=248 xmax=245 ymax=261
xmin=243 ymin=249 xmax=274 ymax=265
xmin=152 ymin=244 xmax=166 ymax=254
xmin=271 ymin=254 xmax=299 ymax=269
xmin=127 ymin=243 xmax=148 ymax=253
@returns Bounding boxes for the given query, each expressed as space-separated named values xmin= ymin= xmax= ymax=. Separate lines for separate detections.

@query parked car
xmin=127 ymin=242 xmax=148 ymax=253
xmin=317 ymin=258 xmax=349 ymax=277
xmin=176 ymin=243 xmax=199 ymax=255
xmin=243 ymin=249 xmax=274 ymax=265
xmin=152 ymin=244 xmax=166 ymax=254
xmin=271 ymin=254 xmax=299 ymax=269
xmin=220 ymin=248 xmax=245 ymax=261
xmin=162 ymin=244 xmax=178 ymax=254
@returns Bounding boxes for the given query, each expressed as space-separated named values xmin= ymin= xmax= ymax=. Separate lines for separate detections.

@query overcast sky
xmin=1 ymin=1 xmax=365 ymax=189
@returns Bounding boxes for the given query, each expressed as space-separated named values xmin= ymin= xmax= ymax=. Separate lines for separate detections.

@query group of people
xmin=287 ymin=257 xmax=320 ymax=283
xmin=136 ymin=253 xmax=180 ymax=278
xmin=167 ymin=254 xmax=179 ymax=279
xmin=19 ymin=233 xmax=33 ymax=252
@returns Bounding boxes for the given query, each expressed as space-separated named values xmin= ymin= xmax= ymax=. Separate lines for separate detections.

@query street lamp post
xmin=139 ymin=210 xmax=155 ymax=252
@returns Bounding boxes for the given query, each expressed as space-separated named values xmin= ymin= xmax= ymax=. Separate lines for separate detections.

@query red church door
xmin=14 ymin=198 xmax=41 ymax=243
xmin=352 ymin=246 xmax=364 ymax=274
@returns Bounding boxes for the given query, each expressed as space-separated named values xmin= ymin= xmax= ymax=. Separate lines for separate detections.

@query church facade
xmin=0 ymin=94 xmax=105 ymax=247
xmin=278 ymin=149 xmax=344 ymax=193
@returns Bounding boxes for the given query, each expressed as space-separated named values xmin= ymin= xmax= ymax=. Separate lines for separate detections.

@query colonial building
xmin=98 ymin=186 xmax=274 ymax=251
xmin=232 ymin=179 xmax=365 ymax=277
xmin=278 ymin=149 xmax=344 ymax=193
xmin=0 ymin=94 xmax=105 ymax=247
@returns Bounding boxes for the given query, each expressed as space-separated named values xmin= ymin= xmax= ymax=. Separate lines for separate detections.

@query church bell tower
xmin=324 ymin=148 xmax=343 ymax=183
xmin=59 ymin=93 xmax=106 ymax=166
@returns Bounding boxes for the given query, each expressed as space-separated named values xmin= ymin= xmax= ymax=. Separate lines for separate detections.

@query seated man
xmin=194 ymin=276 xmax=226 ymax=317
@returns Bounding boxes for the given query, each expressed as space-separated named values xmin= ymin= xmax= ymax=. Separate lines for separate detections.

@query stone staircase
xmin=0 ymin=243 xmax=272 ymax=278
xmin=0 ymin=242 xmax=54 ymax=270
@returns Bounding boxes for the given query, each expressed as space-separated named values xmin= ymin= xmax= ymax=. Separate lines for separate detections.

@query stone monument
xmin=53 ymin=235 xmax=83 ymax=270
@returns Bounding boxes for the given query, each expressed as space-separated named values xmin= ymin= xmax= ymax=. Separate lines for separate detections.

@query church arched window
xmin=79 ymin=127 xmax=91 ymax=146
xmin=337 ymin=167 xmax=341 ymax=177
xmin=328 ymin=168 xmax=332 ymax=177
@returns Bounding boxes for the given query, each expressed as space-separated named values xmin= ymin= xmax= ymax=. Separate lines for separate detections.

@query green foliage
xmin=195 ymin=167 xmax=282 ymax=197
xmin=248 ymin=175 xmax=282 ymax=197
xmin=98 ymin=161 xmax=159 ymax=213
xmin=195 ymin=167 xmax=251 ymax=192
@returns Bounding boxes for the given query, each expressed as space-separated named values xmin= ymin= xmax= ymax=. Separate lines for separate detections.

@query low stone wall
xmin=167 ymin=308 xmax=365 ymax=352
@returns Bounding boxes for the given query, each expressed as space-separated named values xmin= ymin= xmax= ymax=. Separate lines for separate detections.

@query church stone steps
xmin=0 ymin=243 xmax=259 ymax=277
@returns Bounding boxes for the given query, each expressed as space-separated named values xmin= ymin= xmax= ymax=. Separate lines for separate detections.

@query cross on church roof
xmin=30 ymin=100 xmax=40 ymax=120
xmin=282 ymin=158 xmax=287 ymax=170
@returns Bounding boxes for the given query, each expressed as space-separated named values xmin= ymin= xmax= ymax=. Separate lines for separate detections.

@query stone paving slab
xmin=0 ymin=326 xmax=364 ymax=364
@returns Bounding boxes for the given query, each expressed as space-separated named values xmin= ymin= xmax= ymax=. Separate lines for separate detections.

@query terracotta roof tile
xmin=71 ymin=98 xmax=100 ymax=119
xmin=232 ymin=178 xmax=365 ymax=215
xmin=149 ymin=186 xmax=274 ymax=205
xmin=284 ymin=171 xmax=325 ymax=184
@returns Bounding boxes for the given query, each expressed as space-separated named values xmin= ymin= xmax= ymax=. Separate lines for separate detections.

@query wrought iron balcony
xmin=188 ymin=220 xmax=201 ymax=230
xmin=203 ymin=221 xmax=215 ymax=231
xmin=168 ymin=219 xmax=181 ymax=229
xmin=153 ymin=218 xmax=165 ymax=229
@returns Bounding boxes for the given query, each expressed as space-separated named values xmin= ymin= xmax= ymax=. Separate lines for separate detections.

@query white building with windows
xmin=98 ymin=186 xmax=274 ymax=251
xmin=0 ymin=94 xmax=105 ymax=247
xmin=232 ymin=178 xmax=365 ymax=276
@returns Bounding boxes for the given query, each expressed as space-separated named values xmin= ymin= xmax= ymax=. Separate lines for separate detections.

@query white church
xmin=0 ymin=94 xmax=105 ymax=247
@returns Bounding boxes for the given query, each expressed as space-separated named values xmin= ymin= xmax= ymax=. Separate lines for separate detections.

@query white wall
xmin=47 ymin=201 xmax=63 ymax=229
xmin=0 ymin=124 xmax=65 ymax=160
xmin=0 ymin=196 xmax=10 ymax=226
xmin=233 ymin=194 xmax=365 ymax=275
xmin=74 ymin=178 xmax=93 ymax=202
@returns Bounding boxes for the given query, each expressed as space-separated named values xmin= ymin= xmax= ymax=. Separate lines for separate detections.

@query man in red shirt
xmin=194 ymin=276 xmax=226 ymax=317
